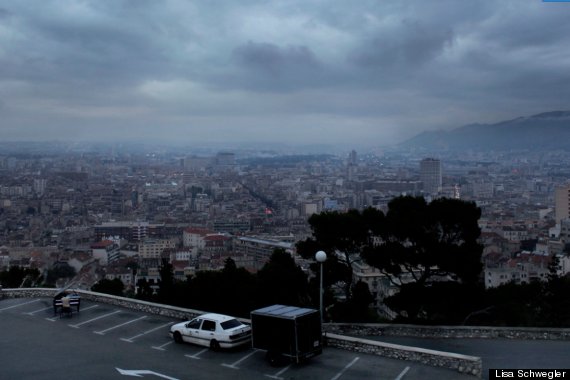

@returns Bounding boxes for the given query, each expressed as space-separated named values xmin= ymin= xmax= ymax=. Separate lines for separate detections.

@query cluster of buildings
xmin=1 ymin=142 xmax=570 ymax=318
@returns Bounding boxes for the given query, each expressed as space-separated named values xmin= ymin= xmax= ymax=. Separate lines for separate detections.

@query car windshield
xmin=220 ymin=319 xmax=243 ymax=330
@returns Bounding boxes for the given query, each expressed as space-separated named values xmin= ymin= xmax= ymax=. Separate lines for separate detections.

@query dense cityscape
xmin=3 ymin=2 xmax=570 ymax=378
xmin=2 ymin=141 xmax=570 ymax=322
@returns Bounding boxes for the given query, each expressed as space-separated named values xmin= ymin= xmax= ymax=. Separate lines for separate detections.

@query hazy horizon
xmin=1 ymin=1 xmax=570 ymax=147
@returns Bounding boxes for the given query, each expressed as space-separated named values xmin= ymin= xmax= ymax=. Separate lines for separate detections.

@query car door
xmin=199 ymin=319 xmax=218 ymax=345
xmin=184 ymin=318 xmax=202 ymax=345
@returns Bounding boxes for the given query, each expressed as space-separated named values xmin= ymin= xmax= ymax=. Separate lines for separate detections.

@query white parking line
xmin=331 ymin=356 xmax=360 ymax=380
xmin=221 ymin=349 xmax=259 ymax=369
xmin=116 ymin=368 xmax=180 ymax=380
xmin=120 ymin=321 xmax=173 ymax=342
xmin=94 ymin=315 xmax=147 ymax=335
xmin=394 ymin=366 xmax=410 ymax=380
xmin=77 ymin=304 xmax=99 ymax=312
xmin=185 ymin=348 xmax=208 ymax=360
xmin=23 ymin=306 xmax=53 ymax=315
xmin=152 ymin=341 xmax=174 ymax=351
xmin=265 ymin=364 xmax=291 ymax=380
xmin=69 ymin=310 xmax=121 ymax=328
xmin=0 ymin=299 xmax=41 ymax=311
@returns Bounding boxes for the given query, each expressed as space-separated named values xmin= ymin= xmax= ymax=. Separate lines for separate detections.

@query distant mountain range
xmin=400 ymin=111 xmax=570 ymax=152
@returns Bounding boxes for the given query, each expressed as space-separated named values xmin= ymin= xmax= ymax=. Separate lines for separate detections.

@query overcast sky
xmin=1 ymin=0 xmax=570 ymax=148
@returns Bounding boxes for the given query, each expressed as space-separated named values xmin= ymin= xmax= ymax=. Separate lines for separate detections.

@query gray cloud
xmin=1 ymin=0 xmax=569 ymax=146
xmin=234 ymin=42 xmax=319 ymax=74
xmin=230 ymin=41 xmax=325 ymax=91
xmin=0 ymin=8 xmax=10 ymax=18
xmin=350 ymin=20 xmax=453 ymax=69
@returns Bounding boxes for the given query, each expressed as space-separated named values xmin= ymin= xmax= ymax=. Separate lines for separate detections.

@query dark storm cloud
xmin=1 ymin=0 xmax=570 ymax=145
xmin=2 ymin=7 xmax=178 ymax=87
xmin=230 ymin=41 xmax=325 ymax=91
xmin=234 ymin=42 xmax=319 ymax=73
xmin=476 ymin=6 xmax=570 ymax=50
xmin=350 ymin=20 xmax=453 ymax=69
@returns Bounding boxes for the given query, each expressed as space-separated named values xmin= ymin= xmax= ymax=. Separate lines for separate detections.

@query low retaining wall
xmin=325 ymin=333 xmax=482 ymax=378
xmin=1 ymin=288 xmax=204 ymax=321
xmin=326 ymin=323 xmax=570 ymax=340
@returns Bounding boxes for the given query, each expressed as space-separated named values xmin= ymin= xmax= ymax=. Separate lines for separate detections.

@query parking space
xmin=0 ymin=297 xmax=474 ymax=380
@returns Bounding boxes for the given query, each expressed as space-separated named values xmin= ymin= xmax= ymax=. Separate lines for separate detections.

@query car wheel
xmin=209 ymin=339 xmax=220 ymax=351
xmin=173 ymin=331 xmax=183 ymax=344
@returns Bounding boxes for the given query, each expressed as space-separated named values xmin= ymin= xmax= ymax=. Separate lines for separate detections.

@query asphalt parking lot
xmin=0 ymin=297 xmax=475 ymax=380
xmin=374 ymin=335 xmax=570 ymax=379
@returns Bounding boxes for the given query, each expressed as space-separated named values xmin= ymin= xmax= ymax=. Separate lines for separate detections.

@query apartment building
xmin=138 ymin=238 xmax=176 ymax=259
xmin=420 ymin=158 xmax=442 ymax=195
xmin=555 ymin=185 xmax=570 ymax=223
xmin=233 ymin=236 xmax=294 ymax=271
xmin=95 ymin=221 xmax=165 ymax=242
xmin=182 ymin=227 xmax=213 ymax=249
xmin=91 ymin=240 xmax=120 ymax=265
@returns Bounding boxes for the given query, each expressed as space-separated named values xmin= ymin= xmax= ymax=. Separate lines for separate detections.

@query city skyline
xmin=1 ymin=1 xmax=570 ymax=147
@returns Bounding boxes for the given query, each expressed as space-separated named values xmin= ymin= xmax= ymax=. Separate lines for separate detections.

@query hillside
xmin=401 ymin=111 xmax=570 ymax=151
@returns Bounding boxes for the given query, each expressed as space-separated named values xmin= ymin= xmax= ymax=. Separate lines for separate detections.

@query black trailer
xmin=250 ymin=304 xmax=322 ymax=366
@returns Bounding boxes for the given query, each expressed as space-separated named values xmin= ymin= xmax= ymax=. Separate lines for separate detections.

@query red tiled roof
xmin=204 ymin=234 xmax=230 ymax=241
xmin=91 ymin=240 xmax=114 ymax=249
xmin=184 ymin=227 xmax=212 ymax=236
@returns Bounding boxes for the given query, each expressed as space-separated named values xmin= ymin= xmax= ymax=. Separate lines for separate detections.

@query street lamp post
xmin=315 ymin=250 xmax=327 ymax=324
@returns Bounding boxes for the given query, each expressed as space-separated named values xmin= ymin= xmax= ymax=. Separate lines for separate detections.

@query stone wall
xmin=325 ymin=333 xmax=482 ymax=378
xmin=1 ymin=288 xmax=204 ymax=321
xmin=325 ymin=323 xmax=570 ymax=340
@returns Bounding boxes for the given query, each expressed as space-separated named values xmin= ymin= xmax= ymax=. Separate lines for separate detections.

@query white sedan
xmin=170 ymin=313 xmax=252 ymax=350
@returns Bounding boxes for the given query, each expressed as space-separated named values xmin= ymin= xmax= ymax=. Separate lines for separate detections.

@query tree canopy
xmin=182 ymin=257 xmax=258 ymax=318
xmin=362 ymin=196 xmax=483 ymax=287
xmin=91 ymin=278 xmax=125 ymax=296
xmin=0 ymin=267 xmax=41 ymax=288
xmin=45 ymin=263 xmax=77 ymax=286
xmin=151 ymin=250 xmax=309 ymax=319
xmin=296 ymin=208 xmax=383 ymax=301
xmin=255 ymin=248 xmax=310 ymax=307
xmin=365 ymin=196 xmax=483 ymax=322
xmin=297 ymin=196 xmax=484 ymax=323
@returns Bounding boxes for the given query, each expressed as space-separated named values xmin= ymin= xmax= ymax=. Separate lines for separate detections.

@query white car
xmin=170 ymin=313 xmax=252 ymax=350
